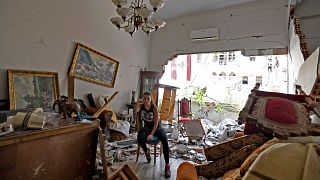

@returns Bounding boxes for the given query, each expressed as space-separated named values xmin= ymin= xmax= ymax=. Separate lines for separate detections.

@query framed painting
xmin=8 ymin=69 xmax=60 ymax=110
xmin=69 ymin=43 xmax=120 ymax=87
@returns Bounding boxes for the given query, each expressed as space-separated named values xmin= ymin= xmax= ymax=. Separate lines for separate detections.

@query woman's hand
xmin=134 ymin=99 xmax=143 ymax=113
xmin=147 ymin=134 xmax=153 ymax=141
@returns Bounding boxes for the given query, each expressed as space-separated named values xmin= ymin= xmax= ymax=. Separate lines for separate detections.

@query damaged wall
xmin=149 ymin=0 xmax=289 ymax=72
xmin=295 ymin=0 xmax=320 ymax=55
xmin=0 ymin=0 xmax=149 ymax=111
xmin=291 ymin=0 xmax=320 ymax=94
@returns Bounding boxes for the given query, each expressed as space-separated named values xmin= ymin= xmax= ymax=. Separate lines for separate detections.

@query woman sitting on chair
xmin=134 ymin=91 xmax=171 ymax=178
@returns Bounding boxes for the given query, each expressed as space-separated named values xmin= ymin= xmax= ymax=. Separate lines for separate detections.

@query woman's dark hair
xmin=143 ymin=91 xmax=154 ymax=105
xmin=143 ymin=91 xmax=152 ymax=96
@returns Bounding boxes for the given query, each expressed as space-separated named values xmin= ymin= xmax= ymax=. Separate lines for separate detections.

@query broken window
xmin=212 ymin=54 xmax=218 ymax=62
xmin=197 ymin=54 xmax=202 ymax=63
xmin=228 ymin=52 xmax=236 ymax=62
xmin=250 ymin=56 xmax=256 ymax=61
xmin=242 ymin=76 xmax=248 ymax=84
xmin=256 ymin=76 xmax=262 ymax=85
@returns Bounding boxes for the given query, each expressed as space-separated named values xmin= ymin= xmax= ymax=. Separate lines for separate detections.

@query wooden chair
xmin=177 ymin=97 xmax=192 ymax=123
xmin=136 ymin=138 xmax=161 ymax=165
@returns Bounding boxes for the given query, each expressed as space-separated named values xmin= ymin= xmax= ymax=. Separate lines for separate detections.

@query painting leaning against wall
xmin=8 ymin=69 xmax=60 ymax=110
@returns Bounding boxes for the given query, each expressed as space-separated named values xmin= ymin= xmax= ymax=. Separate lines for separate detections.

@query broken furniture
xmin=84 ymin=91 xmax=119 ymax=133
xmin=196 ymin=89 xmax=320 ymax=179
xmin=180 ymin=118 xmax=206 ymax=141
xmin=0 ymin=120 xmax=99 ymax=179
xmin=239 ymin=90 xmax=320 ymax=139
xmin=108 ymin=163 xmax=139 ymax=180
xmin=195 ymin=133 xmax=268 ymax=178
xmin=98 ymin=126 xmax=108 ymax=179
xmin=158 ymin=84 xmax=178 ymax=126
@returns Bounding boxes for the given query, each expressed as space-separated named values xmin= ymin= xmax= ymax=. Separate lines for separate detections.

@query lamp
xmin=110 ymin=0 xmax=166 ymax=36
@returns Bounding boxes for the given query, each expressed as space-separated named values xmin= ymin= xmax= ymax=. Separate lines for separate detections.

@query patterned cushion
xmin=240 ymin=138 xmax=280 ymax=176
xmin=242 ymin=96 xmax=320 ymax=139
xmin=223 ymin=168 xmax=241 ymax=180
xmin=196 ymin=144 xmax=259 ymax=178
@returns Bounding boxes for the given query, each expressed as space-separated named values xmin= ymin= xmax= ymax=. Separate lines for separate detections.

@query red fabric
xmin=186 ymin=54 xmax=191 ymax=81
xmin=265 ymin=98 xmax=297 ymax=124
xmin=178 ymin=118 xmax=190 ymax=123
xmin=180 ymin=98 xmax=190 ymax=118
xmin=244 ymin=122 xmax=259 ymax=135
xmin=255 ymin=90 xmax=308 ymax=103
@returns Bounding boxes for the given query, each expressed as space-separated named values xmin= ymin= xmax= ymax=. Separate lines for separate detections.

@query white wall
xmin=149 ymin=0 xmax=289 ymax=72
xmin=0 ymin=0 xmax=150 ymax=111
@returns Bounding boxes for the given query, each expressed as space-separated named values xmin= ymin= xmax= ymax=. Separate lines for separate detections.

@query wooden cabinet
xmin=0 ymin=122 xmax=99 ymax=180
xmin=139 ymin=71 xmax=160 ymax=104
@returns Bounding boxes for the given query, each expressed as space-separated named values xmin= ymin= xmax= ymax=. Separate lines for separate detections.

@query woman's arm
xmin=134 ymin=99 xmax=143 ymax=131
xmin=134 ymin=99 xmax=143 ymax=113
xmin=135 ymin=112 xmax=140 ymax=131
xmin=150 ymin=105 xmax=159 ymax=136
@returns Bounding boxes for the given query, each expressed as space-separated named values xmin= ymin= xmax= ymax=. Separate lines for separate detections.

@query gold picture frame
xmin=69 ymin=43 xmax=120 ymax=88
xmin=8 ymin=69 xmax=60 ymax=110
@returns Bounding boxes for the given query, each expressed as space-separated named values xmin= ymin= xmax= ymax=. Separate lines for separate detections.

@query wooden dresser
xmin=0 ymin=121 xmax=99 ymax=180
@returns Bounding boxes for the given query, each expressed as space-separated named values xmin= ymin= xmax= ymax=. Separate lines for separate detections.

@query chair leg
xmin=136 ymin=145 xmax=140 ymax=162
xmin=154 ymin=144 xmax=157 ymax=165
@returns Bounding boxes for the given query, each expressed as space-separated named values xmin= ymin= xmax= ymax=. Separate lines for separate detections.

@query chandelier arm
xmin=129 ymin=1 xmax=136 ymax=9
xmin=141 ymin=4 xmax=147 ymax=9
xmin=144 ymin=22 xmax=156 ymax=29
xmin=116 ymin=25 xmax=128 ymax=29
xmin=127 ymin=7 xmax=134 ymax=17
xmin=137 ymin=0 xmax=143 ymax=7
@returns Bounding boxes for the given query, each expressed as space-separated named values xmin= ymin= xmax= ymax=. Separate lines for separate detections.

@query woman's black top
xmin=139 ymin=104 xmax=159 ymax=129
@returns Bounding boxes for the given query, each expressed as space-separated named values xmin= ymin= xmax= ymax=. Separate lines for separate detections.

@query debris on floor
xmin=94 ymin=118 xmax=244 ymax=179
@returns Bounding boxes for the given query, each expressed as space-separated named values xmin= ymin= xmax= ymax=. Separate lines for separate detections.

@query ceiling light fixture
xmin=110 ymin=0 xmax=166 ymax=36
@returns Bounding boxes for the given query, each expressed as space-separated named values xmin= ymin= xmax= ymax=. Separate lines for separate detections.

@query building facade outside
xmin=160 ymin=51 xmax=289 ymax=121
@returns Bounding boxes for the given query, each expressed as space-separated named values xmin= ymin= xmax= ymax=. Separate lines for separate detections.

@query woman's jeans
xmin=137 ymin=126 xmax=170 ymax=164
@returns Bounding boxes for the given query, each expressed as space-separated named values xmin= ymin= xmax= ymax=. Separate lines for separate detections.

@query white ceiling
xmin=154 ymin=0 xmax=257 ymax=20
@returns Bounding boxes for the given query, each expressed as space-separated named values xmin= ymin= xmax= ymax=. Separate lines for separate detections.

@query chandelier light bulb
xmin=111 ymin=17 xmax=124 ymax=28
xmin=124 ymin=23 xmax=135 ymax=36
xmin=142 ymin=24 xmax=155 ymax=35
xmin=112 ymin=0 xmax=128 ymax=8
xmin=116 ymin=7 xmax=131 ymax=20
xmin=149 ymin=0 xmax=164 ymax=11
xmin=151 ymin=18 xmax=166 ymax=30
xmin=137 ymin=8 xmax=154 ymax=21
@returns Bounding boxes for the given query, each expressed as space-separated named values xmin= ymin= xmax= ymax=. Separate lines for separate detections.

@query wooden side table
xmin=127 ymin=103 xmax=135 ymax=114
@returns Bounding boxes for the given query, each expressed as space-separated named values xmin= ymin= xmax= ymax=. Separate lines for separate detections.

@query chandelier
xmin=110 ymin=0 xmax=166 ymax=36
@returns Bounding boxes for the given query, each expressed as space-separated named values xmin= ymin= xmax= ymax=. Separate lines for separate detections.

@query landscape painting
xmin=8 ymin=69 xmax=60 ymax=110
xmin=69 ymin=43 xmax=120 ymax=88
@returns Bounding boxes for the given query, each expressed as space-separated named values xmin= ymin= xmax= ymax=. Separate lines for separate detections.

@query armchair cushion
xmin=243 ymin=96 xmax=320 ymax=139
xmin=265 ymin=98 xmax=297 ymax=124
